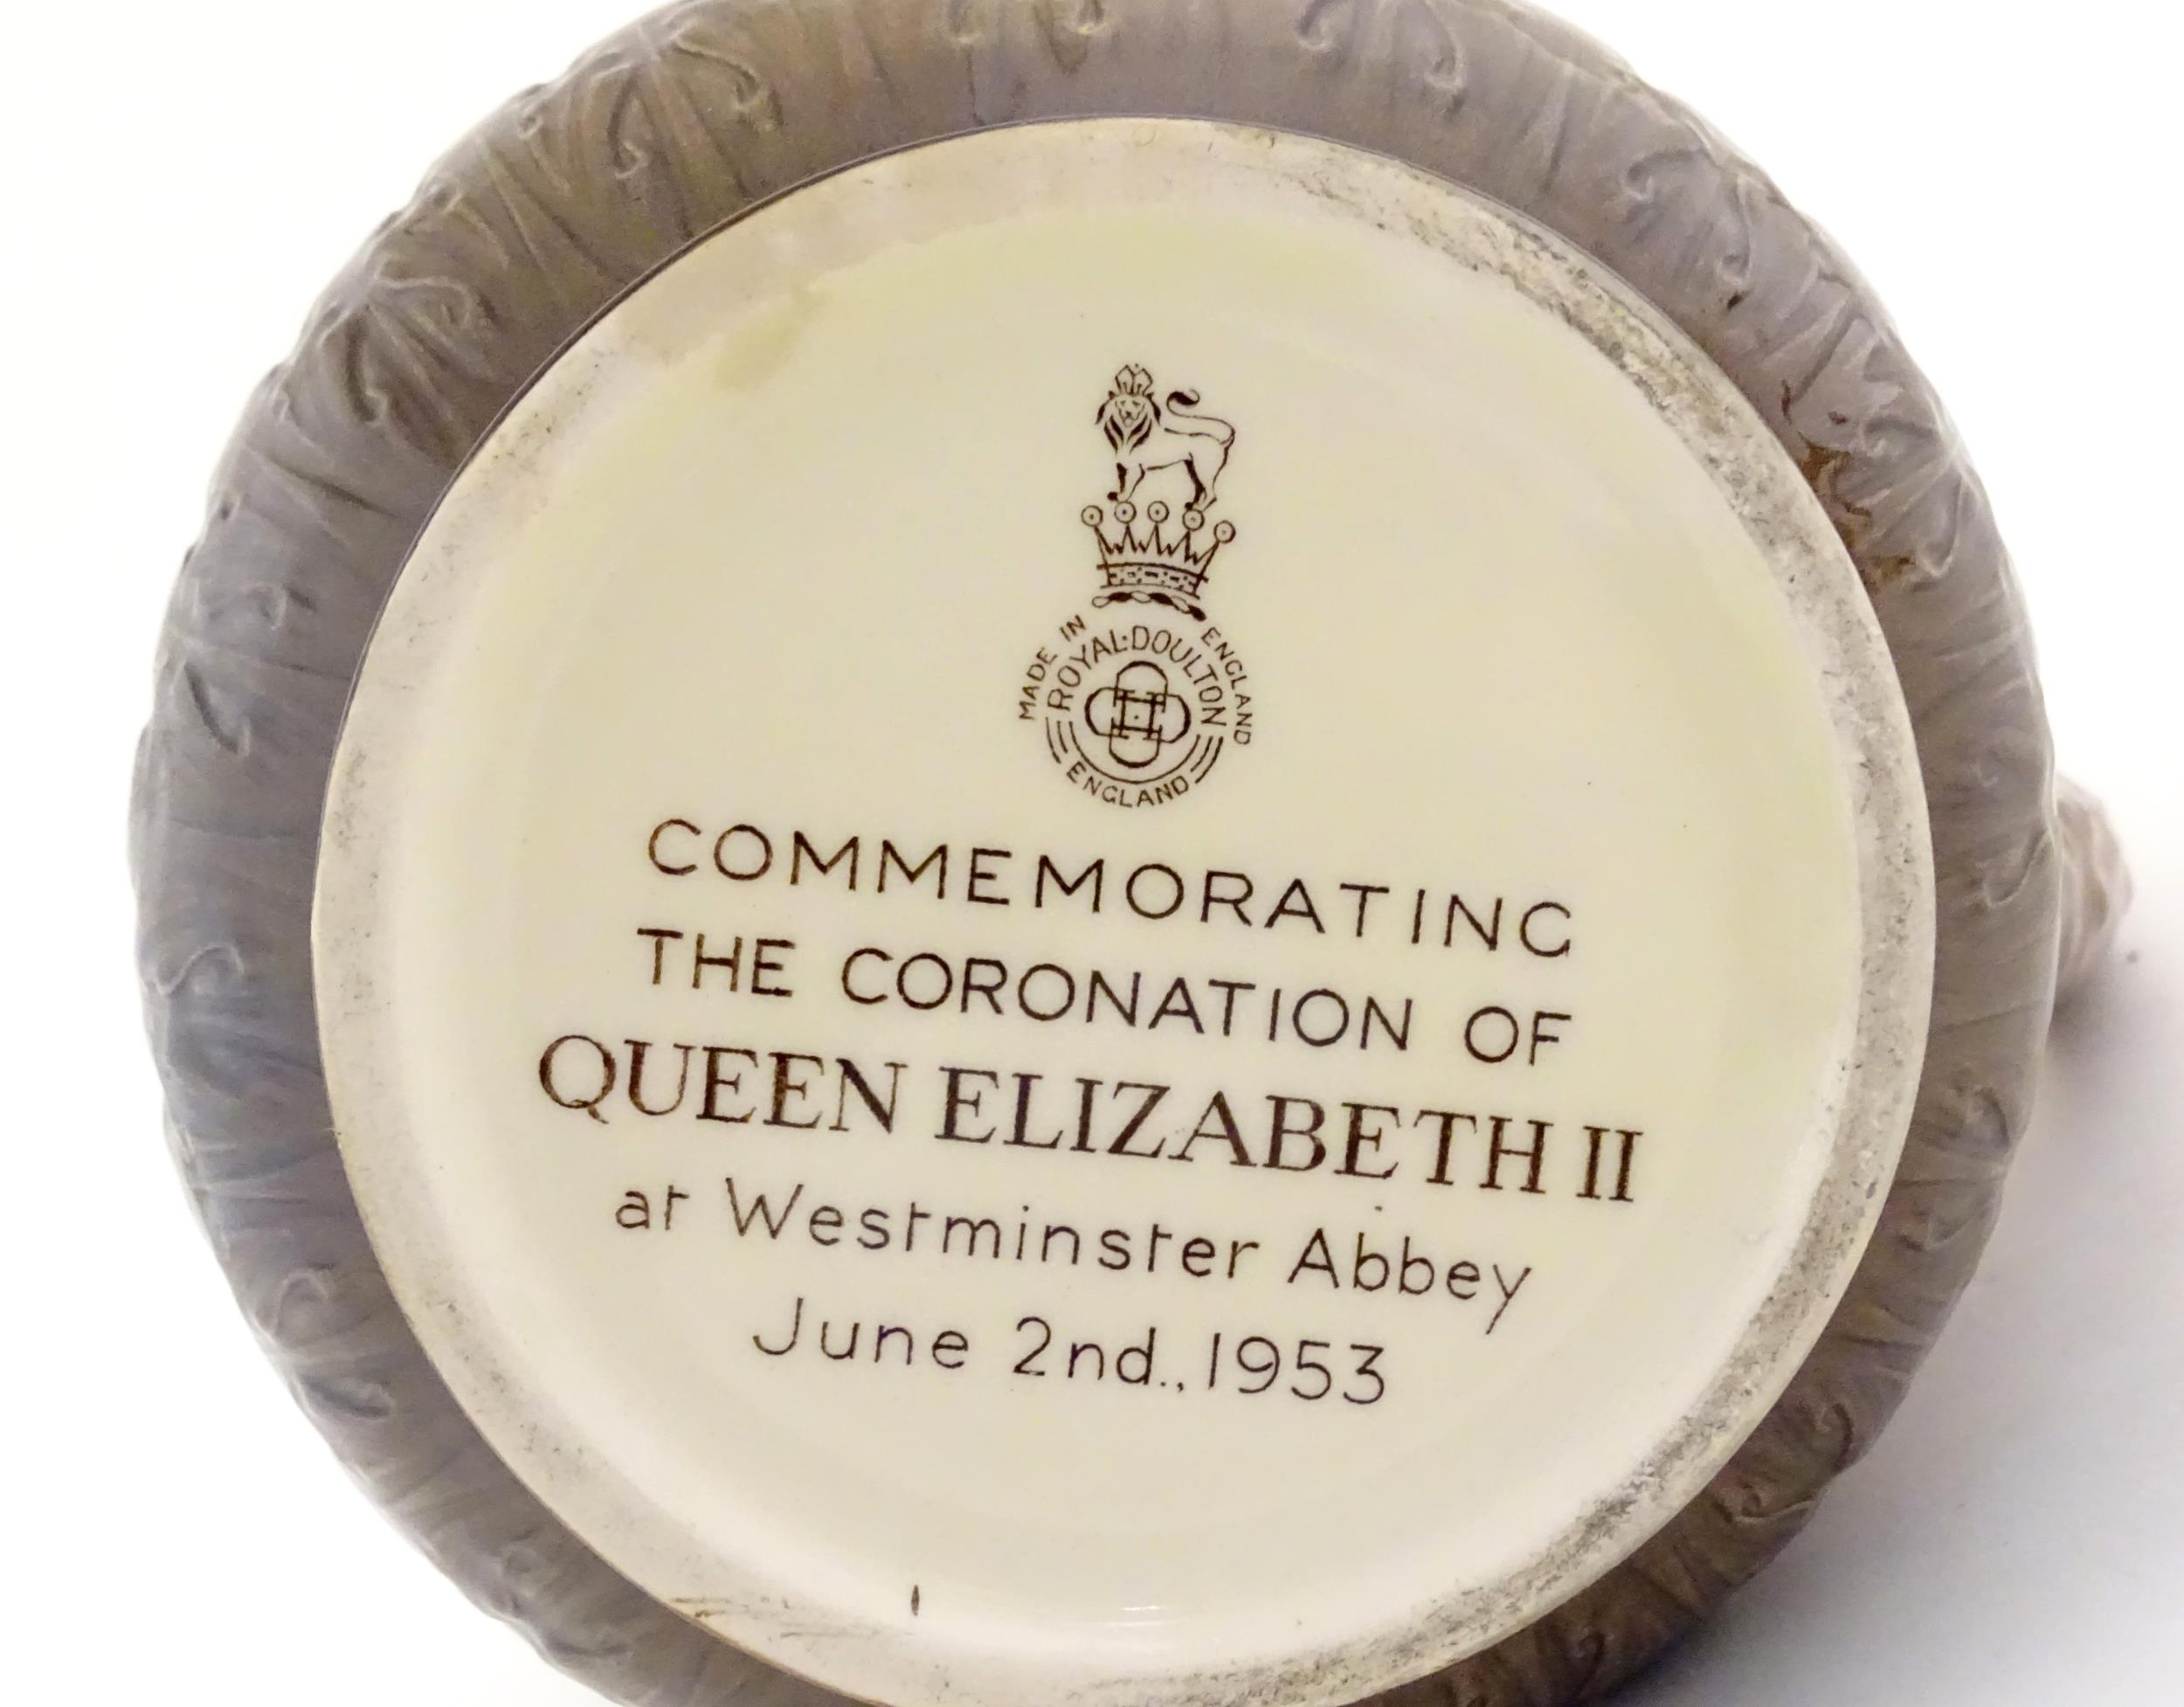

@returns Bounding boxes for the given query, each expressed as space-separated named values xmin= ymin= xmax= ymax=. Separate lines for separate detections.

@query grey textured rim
xmin=130 ymin=4 xmax=2059 ymax=1705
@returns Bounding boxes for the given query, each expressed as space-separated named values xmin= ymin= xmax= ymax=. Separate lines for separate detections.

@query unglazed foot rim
xmin=129 ymin=4 xmax=2062 ymax=1706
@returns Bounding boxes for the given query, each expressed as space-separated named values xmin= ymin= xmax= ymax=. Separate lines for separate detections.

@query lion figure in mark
xmin=1096 ymin=365 xmax=1236 ymax=509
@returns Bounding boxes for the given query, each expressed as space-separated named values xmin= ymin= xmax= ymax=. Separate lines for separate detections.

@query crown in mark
xmin=1082 ymin=500 xmax=1236 ymax=622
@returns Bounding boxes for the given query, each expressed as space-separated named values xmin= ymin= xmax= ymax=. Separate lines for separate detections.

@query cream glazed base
xmin=311 ymin=121 xmax=1932 ymax=1707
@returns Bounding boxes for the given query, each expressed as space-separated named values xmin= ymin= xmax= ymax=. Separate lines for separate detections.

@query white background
xmin=3 ymin=2 xmax=2177 ymax=1703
